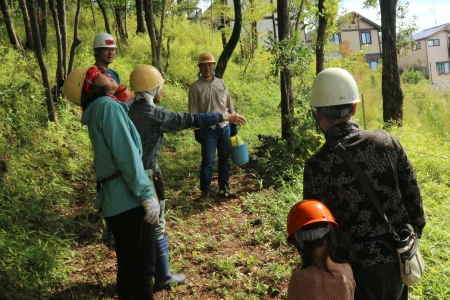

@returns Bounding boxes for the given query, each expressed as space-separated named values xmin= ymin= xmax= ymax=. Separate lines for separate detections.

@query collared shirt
xmin=188 ymin=76 xmax=234 ymax=129
xmin=303 ymin=121 xmax=425 ymax=269
xmin=128 ymin=99 xmax=195 ymax=170
xmin=81 ymin=96 xmax=154 ymax=217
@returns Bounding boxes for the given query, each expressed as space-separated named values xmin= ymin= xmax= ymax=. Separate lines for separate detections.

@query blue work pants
xmin=200 ymin=124 xmax=231 ymax=193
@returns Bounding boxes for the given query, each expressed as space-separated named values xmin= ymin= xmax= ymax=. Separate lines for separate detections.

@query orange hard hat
xmin=114 ymin=85 xmax=132 ymax=102
xmin=286 ymin=199 xmax=338 ymax=244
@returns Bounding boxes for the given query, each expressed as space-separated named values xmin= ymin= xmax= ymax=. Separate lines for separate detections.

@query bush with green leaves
xmin=401 ymin=69 xmax=427 ymax=84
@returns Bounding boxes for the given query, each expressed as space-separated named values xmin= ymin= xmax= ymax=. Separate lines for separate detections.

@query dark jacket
xmin=303 ymin=120 xmax=425 ymax=269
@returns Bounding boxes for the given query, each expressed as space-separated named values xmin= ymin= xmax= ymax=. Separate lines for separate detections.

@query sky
xmin=340 ymin=0 xmax=450 ymax=32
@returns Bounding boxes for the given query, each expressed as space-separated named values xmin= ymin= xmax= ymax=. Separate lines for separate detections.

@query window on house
xmin=428 ymin=39 xmax=440 ymax=46
xmin=412 ymin=42 xmax=421 ymax=50
xmin=361 ymin=32 xmax=372 ymax=44
xmin=368 ymin=61 xmax=378 ymax=69
xmin=330 ymin=34 xmax=340 ymax=43
xmin=436 ymin=62 xmax=449 ymax=74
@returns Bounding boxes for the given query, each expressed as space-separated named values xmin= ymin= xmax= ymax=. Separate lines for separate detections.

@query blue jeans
xmin=200 ymin=125 xmax=231 ymax=193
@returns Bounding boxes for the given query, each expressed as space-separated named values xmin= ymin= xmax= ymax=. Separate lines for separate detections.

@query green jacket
xmin=81 ymin=96 xmax=155 ymax=217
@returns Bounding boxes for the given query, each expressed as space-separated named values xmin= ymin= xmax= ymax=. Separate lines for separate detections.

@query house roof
xmin=349 ymin=12 xmax=381 ymax=30
xmin=413 ymin=23 xmax=450 ymax=40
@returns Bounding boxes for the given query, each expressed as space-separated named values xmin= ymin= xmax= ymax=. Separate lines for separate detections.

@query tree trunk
xmin=135 ymin=0 xmax=146 ymax=33
xmin=26 ymin=0 xmax=56 ymax=122
xmin=315 ymin=0 xmax=326 ymax=74
xmin=97 ymin=0 xmax=111 ymax=34
xmin=380 ymin=0 xmax=403 ymax=125
xmin=67 ymin=0 xmax=82 ymax=74
xmin=215 ymin=0 xmax=241 ymax=79
xmin=114 ymin=5 xmax=127 ymax=42
xmin=277 ymin=0 xmax=293 ymax=141
xmin=90 ymin=0 xmax=96 ymax=29
xmin=144 ymin=0 xmax=158 ymax=67
xmin=56 ymin=0 xmax=67 ymax=79
xmin=0 ymin=0 xmax=23 ymax=50
xmin=49 ymin=0 xmax=64 ymax=103
xmin=156 ymin=0 xmax=166 ymax=73
xmin=18 ymin=0 xmax=34 ymax=50
xmin=37 ymin=0 xmax=47 ymax=49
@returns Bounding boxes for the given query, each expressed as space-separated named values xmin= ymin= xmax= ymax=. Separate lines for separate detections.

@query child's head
xmin=286 ymin=199 xmax=350 ymax=270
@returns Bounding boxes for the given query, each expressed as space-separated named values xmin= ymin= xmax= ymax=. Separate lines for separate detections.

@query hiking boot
xmin=217 ymin=187 xmax=236 ymax=198
xmin=198 ymin=191 xmax=210 ymax=201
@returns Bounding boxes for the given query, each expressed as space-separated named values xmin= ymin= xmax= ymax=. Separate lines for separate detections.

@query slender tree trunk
xmin=90 ymin=0 xmax=96 ymax=29
xmin=49 ymin=0 xmax=64 ymax=103
xmin=56 ymin=0 xmax=67 ymax=78
xmin=26 ymin=0 xmax=56 ymax=122
xmin=293 ymin=0 xmax=304 ymax=32
xmin=37 ymin=0 xmax=47 ymax=49
xmin=136 ymin=0 xmax=146 ymax=33
xmin=380 ymin=0 xmax=403 ymax=125
xmin=156 ymin=0 xmax=166 ymax=73
xmin=277 ymin=0 xmax=293 ymax=141
xmin=315 ymin=0 xmax=326 ymax=74
xmin=144 ymin=0 xmax=158 ymax=67
xmin=97 ymin=0 xmax=111 ymax=33
xmin=67 ymin=0 xmax=82 ymax=74
xmin=215 ymin=0 xmax=241 ymax=79
xmin=18 ymin=0 xmax=34 ymax=50
xmin=0 ymin=0 xmax=23 ymax=50
xmin=114 ymin=5 xmax=127 ymax=42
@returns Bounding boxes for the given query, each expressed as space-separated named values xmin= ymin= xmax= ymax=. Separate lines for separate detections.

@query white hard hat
xmin=93 ymin=32 xmax=116 ymax=49
xmin=310 ymin=68 xmax=361 ymax=107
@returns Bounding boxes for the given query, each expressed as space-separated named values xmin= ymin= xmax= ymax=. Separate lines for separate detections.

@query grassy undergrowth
xmin=1 ymin=13 xmax=450 ymax=300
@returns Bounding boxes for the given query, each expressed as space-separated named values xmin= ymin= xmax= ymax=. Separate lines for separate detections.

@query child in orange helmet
xmin=286 ymin=199 xmax=355 ymax=300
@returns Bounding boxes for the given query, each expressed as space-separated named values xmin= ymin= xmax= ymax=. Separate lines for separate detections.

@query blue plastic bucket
xmin=231 ymin=142 xmax=249 ymax=165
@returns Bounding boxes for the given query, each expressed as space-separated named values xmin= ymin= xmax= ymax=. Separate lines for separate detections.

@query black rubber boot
xmin=154 ymin=235 xmax=186 ymax=291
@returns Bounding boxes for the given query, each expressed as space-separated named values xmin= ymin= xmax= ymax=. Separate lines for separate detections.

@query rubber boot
xmin=154 ymin=235 xmax=186 ymax=291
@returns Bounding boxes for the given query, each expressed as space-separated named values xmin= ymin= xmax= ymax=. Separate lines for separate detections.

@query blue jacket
xmin=81 ymin=96 xmax=155 ymax=217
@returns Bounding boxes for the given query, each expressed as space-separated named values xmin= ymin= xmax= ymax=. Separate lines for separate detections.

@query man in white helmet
xmin=127 ymin=65 xmax=246 ymax=291
xmin=93 ymin=32 xmax=120 ymax=84
xmin=302 ymin=68 xmax=425 ymax=300
xmin=188 ymin=52 xmax=240 ymax=200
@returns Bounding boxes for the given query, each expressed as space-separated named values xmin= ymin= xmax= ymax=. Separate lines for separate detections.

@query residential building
xmin=398 ymin=23 xmax=450 ymax=86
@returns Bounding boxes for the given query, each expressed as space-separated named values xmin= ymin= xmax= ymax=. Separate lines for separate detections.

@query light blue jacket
xmin=81 ymin=96 xmax=155 ymax=217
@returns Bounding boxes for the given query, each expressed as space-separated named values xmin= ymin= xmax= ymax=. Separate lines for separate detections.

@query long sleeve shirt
xmin=303 ymin=121 xmax=425 ymax=269
xmin=81 ymin=96 xmax=154 ymax=217
xmin=128 ymin=99 xmax=225 ymax=170
xmin=188 ymin=76 xmax=235 ymax=129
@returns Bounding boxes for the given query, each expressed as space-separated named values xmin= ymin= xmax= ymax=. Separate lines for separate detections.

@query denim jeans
xmin=200 ymin=124 xmax=231 ymax=193
xmin=353 ymin=262 xmax=405 ymax=300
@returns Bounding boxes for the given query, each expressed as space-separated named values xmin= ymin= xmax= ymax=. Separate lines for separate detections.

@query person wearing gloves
xmin=302 ymin=68 xmax=426 ymax=300
xmin=127 ymin=64 xmax=247 ymax=291
xmin=286 ymin=199 xmax=355 ymax=300
xmin=189 ymin=52 xmax=240 ymax=200
xmin=63 ymin=66 xmax=160 ymax=299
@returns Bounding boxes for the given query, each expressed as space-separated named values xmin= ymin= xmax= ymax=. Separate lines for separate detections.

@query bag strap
xmin=326 ymin=139 xmax=393 ymax=230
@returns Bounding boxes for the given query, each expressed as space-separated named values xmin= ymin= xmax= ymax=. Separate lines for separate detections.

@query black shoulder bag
xmin=326 ymin=138 xmax=425 ymax=286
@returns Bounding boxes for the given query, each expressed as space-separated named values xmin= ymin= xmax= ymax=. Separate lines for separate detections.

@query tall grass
xmin=0 ymin=12 xmax=449 ymax=299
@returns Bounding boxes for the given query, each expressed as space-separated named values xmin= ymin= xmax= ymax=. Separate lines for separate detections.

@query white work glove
xmin=142 ymin=198 xmax=160 ymax=224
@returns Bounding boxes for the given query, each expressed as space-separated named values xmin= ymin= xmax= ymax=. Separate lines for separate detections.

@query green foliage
xmin=1 ymin=8 xmax=450 ymax=300
xmin=401 ymin=69 xmax=427 ymax=85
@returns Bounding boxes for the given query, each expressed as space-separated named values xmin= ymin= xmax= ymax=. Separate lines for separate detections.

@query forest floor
xmin=49 ymin=162 xmax=294 ymax=300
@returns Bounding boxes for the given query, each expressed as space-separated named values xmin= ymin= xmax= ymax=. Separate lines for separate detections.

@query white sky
xmin=340 ymin=0 xmax=450 ymax=32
